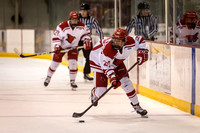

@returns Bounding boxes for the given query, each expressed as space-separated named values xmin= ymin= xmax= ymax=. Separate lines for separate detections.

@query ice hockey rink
xmin=0 ymin=57 xmax=200 ymax=133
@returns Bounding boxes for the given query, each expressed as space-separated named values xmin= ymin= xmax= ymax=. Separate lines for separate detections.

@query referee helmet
xmin=138 ymin=2 xmax=150 ymax=10
xmin=80 ymin=3 xmax=90 ymax=10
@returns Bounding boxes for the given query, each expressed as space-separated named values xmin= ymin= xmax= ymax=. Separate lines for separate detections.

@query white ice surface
xmin=0 ymin=57 xmax=200 ymax=133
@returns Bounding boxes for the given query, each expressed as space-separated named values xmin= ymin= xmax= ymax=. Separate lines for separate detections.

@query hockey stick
xmin=13 ymin=46 xmax=84 ymax=58
xmin=72 ymin=60 xmax=139 ymax=118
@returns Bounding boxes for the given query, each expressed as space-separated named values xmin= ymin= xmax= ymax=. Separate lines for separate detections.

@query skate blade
xmin=72 ymin=88 xmax=77 ymax=91
xmin=84 ymin=78 xmax=93 ymax=82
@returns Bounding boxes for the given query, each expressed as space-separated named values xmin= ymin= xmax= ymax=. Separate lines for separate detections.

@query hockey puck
xmin=79 ymin=120 xmax=85 ymax=123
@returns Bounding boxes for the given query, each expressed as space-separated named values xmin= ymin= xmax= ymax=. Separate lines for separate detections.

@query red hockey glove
xmin=137 ymin=49 xmax=149 ymax=65
xmin=83 ymin=38 xmax=92 ymax=50
xmin=54 ymin=44 xmax=62 ymax=54
xmin=109 ymin=74 xmax=121 ymax=89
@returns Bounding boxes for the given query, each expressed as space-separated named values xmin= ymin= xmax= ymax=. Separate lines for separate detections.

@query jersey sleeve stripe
xmin=90 ymin=60 xmax=102 ymax=70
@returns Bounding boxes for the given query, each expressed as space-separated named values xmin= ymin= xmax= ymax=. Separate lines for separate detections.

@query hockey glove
xmin=137 ymin=49 xmax=149 ymax=65
xmin=83 ymin=38 xmax=92 ymax=50
xmin=109 ymin=74 xmax=121 ymax=89
xmin=54 ymin=44 xmax=62 ymax=54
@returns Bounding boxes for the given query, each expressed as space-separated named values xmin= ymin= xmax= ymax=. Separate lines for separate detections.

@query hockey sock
xmin=121 ymin=77 xmax=139 ymax=104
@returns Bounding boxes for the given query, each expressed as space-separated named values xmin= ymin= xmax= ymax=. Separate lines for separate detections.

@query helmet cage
xmin=112 ymin=28 xmax=127 ymax=50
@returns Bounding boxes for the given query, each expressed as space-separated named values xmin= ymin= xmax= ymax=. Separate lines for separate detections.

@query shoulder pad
xmin=59 ymin=21 xmax=69 ymax=30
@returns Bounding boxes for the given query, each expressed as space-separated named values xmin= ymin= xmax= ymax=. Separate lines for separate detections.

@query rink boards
xmin=127 ymin=41 xmax=200 ymax=117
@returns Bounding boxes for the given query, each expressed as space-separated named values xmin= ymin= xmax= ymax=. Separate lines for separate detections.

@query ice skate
xmin=91 ymin=88 xmax=98 ymax=106
xmin=44 ymin=76 xmax=51 ymax=87
xmin=70 ymin=80 xmax=78 ymax=91
xmin=84 ymin=74 xmax=93 ymax=81
xmin=131 ymin=102 xmax=148 ymax=117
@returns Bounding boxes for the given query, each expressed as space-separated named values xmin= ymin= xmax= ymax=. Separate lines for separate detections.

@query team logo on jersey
xmin=66 ymin=34 xmax=76 ymax=43
xmin=137 ymin=21 xmax=142 ymax=26
xmin=86 ymin=23 xmax=92 ymax=28
xmin=103 ymin=60 xmax=111 ymax=67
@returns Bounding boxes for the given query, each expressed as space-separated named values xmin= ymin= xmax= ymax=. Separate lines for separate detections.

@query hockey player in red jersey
xmin=172 ymin=11 xmax=200 ymax=45
xmin=89 ymin=28 xmax=148 ymax=116
xmin=44 ymin=11 xmax=91 ymax=91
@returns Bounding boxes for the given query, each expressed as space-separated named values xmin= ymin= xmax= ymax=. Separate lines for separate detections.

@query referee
xmin=79 ymin=3 xmax=104 ymax=80
xmin=126 ymin=2 xmax=158 ymax=41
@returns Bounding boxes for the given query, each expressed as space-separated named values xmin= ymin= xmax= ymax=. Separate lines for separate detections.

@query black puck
xmin=79 ymin=120 xmax=85 ymax=123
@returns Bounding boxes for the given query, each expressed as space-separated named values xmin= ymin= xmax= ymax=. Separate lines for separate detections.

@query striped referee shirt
xmin=79 ymin=15 xmax=104 ymax=40
xmin=126 ymin=14 xmax=158 ymax=40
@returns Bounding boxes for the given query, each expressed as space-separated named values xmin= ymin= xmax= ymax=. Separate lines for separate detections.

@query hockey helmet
xmin=80 ymin=3 xmax=90 ymax=10
xmin=69 ymin=11 xmax=79 ymax=19
xmin=183 ymin=11 xmax=198 ymax=20
xmin=112 ymin=28 xmax=127 ymax=50
xmin=112 ymin=28 xmax=127 ymax=41
xmin=138 ymin=2 xmax=150 ymax=10
xmin=183 ymin=11 xmax=198 ymax=28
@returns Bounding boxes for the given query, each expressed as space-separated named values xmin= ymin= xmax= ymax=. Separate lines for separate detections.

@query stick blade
xmin=72 ymin=112 xmax=83 ymax=118
xmin=13 ymin=48 xmax=24 ymax=58
xmin=13 ymin=48 xmax=21 ymax=56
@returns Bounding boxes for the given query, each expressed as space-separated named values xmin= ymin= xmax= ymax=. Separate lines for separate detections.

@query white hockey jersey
xmin=90 ymin=35 xmax=148 ymax=78
xmin=176 ymin=24 xmax=200 ymax=45
xmin=52 ymin=20 xmax=91 ymax=49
